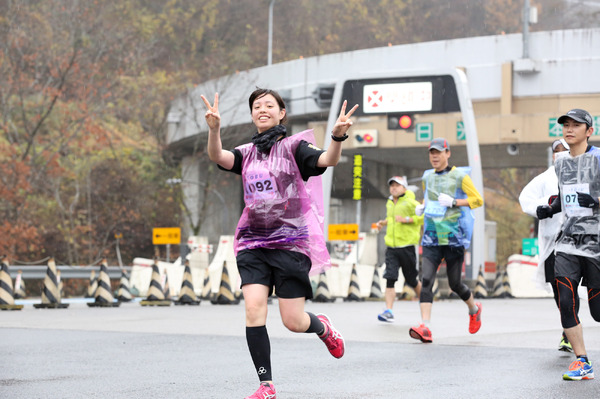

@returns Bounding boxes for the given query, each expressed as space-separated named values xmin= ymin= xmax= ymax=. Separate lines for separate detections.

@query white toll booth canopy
xmin=322 ymin=68 xmax=484 ymax=280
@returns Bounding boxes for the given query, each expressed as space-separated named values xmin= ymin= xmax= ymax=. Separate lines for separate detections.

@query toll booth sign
xmin=153 ymin=227 xmax=181 ymax=245
xmin=353 ymin=154 xmax=363 ymax=201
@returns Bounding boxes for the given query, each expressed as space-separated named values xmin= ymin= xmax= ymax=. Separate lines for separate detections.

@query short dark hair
xmin=248 ymin=88 xmax=287 ymax=125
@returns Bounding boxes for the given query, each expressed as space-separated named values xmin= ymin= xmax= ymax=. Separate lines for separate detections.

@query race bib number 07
xmin=562 ymin=183 xmax=593 ymax=217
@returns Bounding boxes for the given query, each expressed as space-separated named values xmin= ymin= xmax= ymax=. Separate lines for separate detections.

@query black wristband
xmin=331 ymin=133 xmax=348 ymax=142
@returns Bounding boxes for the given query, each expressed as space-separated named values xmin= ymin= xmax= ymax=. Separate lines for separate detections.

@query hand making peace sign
xmin=200 ymin=93 xmax=221 ymax=130
xmin=331 ymin=100 xmax=359 ymax=139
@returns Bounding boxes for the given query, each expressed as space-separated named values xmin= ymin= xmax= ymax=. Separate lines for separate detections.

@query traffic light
xmin=388 ymin=114 xmax=414 ymax=131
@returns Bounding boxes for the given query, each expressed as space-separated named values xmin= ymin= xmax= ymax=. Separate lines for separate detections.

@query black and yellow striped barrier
xmin=366 ymin=267 xmax=383 ymax=301
xmin=210 ymin=261 xmax=239 ymax=305
xmin=344 ymin=264 xmax=363 ymax=302
xmin=116 ymin=269 xmax=133 ymax=302
xmin=88 ymin=259 xmax=120 ymax=307
xmin=85 ymin=270 xmax=97 ymax=298
xmin=0 ymin=257 xmax=23 ymax=311
xmin=474 ymin=266 xmax=488 ymax=298
xmin=34 ymin=258 xmax=69 ymax=309
xmin=140 ymin=259 xmax=171 ymax=306
xmin=175 ymin=261 xmax=200 ymax=305
xmin=313 ymin=272 xmax=334 ymax=303
xmin=200 ymin=268 xmax=211 ymax=300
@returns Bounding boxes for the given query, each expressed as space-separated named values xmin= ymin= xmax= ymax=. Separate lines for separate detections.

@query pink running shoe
xmin=317 ymin=313 xmax=345 ymax=359
xmin=244 ymin=382 xmax=276 ymax=399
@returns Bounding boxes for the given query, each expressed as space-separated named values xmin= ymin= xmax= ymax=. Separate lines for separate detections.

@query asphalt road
xmin=1 ymin=297 xmax=599 ymax=398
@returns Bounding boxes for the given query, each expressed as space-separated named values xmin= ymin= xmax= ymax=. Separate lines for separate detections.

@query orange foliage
xmin=0 ymin=221 xmax=40 ymax=258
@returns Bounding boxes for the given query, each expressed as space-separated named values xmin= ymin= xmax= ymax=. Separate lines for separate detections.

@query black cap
xmin=428 ymin=137 xmax=450 ymax=152
xmin=557 ymin=109 xmax=593 ymax=127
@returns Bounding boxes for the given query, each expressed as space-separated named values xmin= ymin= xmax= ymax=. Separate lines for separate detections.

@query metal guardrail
xmin=6 ymin=265 xmax=133 ymax=280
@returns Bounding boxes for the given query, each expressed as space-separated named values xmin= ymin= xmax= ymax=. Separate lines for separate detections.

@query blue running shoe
xmin=563 ymin=358 xmax=594 ymax=381
xmin=377 ymin=309 xmax=394 ymax=322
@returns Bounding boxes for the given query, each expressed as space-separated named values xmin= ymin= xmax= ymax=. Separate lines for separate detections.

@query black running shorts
xmin=236 ymin=248 xmax=313 ymax=299
xmin=544 ymin=252 xmax=555 ymax=283
xmin=555 ymin=252 xmax=600 ymax=289
xmin=383 ymin=246 xmax=419 ymax=287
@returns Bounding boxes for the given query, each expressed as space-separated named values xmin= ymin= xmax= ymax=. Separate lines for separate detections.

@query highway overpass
xmin=164 ymin=28 xmax=600 ymax=276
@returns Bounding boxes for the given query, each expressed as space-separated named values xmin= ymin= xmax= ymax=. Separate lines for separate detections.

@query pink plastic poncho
xmin=234 ymin=129 xmax=331 ymax=275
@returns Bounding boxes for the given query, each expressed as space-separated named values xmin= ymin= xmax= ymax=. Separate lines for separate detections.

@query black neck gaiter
xmin=251 ymin=124 xmax=287 ymax=153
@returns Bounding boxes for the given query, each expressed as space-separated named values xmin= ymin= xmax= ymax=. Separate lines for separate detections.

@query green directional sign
xmin=457 ymin=121 xmax=465 ymax=141
xmin=416 ymin=122 xmax=433 ymax=142
xmin=594 ymin=116 xmax=600 ymax=136
xmin=548 ymin=117 xmax=562 ymax=137
xmin=522 ymin=238 xmax=538 ymax=256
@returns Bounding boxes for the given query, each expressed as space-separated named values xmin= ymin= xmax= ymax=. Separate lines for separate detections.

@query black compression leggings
xmin=246 ymin=326 xmax=272 ymax=382
xmin=556 ymin=277 xmax=600 ymax=328
xmin=420 ymin=255 xmax=471 ymax=303
xmin=591 ymin=289 xmax=600 ymax=322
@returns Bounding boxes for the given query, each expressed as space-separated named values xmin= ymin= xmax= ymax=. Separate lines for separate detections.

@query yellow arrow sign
xmin=152 ymin=227 xmax=181 ymax=245
xmin=328 ymin=223 xmax=359 ymax=241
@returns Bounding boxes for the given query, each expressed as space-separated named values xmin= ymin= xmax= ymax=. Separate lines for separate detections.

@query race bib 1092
xmin=244 ymin=170 xmax=277 ymax=202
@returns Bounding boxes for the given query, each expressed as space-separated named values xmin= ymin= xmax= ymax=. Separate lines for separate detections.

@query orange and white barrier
xmin=506 ymin=254 xmax=552 ymax=298
xmin=189 ymin=244 xmax=213 ymax=253
xmin=312 ymin=232 xmax=381 ymax=298
xmin=186 ymin=236 xmax=213 ymax=294
xmin=207 ymin=236 xmax=241 ymax=296
xmin=506 ymin=253 xmax=587 ymax=299
xmin=130 ymin=258 xmax=184 ymax=297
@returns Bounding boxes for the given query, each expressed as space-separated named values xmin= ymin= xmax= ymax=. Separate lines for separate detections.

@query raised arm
xmin=201 ymin=93 xmax=235 ymax=170
xmin=317 ymin=100 xmax=359 ymax=168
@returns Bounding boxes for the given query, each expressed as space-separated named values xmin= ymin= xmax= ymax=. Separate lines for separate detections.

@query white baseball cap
xmin=552 ymin=138 xmax=569 ymax=151
xmin=388 ymin=176 xmax=407 ymax=187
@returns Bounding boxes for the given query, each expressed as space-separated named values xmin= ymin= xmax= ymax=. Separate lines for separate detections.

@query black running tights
xmin=556 ymin=277 xmax=600 ymax=328
xmin=420 ymin=254 xmax=471 ymax=303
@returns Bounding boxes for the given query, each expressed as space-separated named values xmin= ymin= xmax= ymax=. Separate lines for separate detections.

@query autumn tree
xmin=0 ymin=1 xmax=185 ymax=263
xmin=483 ymin=167 xmax=545 ymax=266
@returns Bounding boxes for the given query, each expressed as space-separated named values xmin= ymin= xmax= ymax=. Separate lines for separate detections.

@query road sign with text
xmin=548 ymin=118 xmax=562 ymax=137
xmin=153 ymin=227 xmax=181 ymax=245
xmin=328 ymin=224 xmax=359 ymax=241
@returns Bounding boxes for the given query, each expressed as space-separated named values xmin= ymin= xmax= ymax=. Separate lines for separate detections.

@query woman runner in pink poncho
xmin=201 ymin=88 xmax=358 ymax=399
